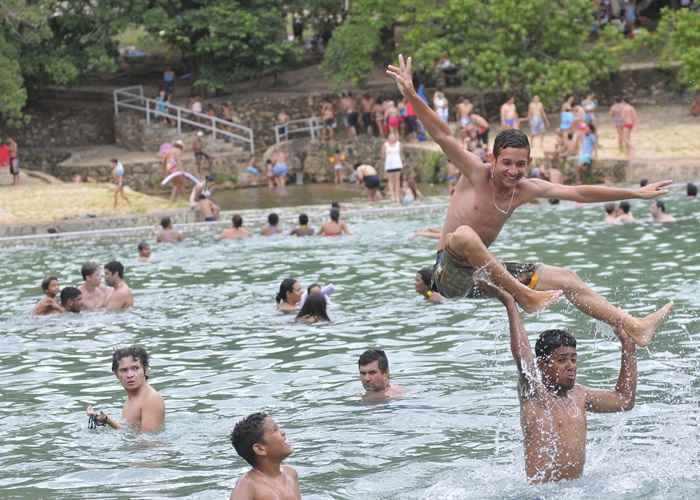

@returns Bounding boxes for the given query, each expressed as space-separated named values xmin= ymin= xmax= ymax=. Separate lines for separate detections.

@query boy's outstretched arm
xmin=386 ymin=55 xmax=483 ymax=181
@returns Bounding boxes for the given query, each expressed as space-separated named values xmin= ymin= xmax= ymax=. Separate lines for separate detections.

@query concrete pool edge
xmin=0 ymin=200 xmax=448 ymax=245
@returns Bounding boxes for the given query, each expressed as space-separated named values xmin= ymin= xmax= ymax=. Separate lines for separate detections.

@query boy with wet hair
xmin=60 ymin=287 xmax=83 ymax=313
xmin=104 ymin=260 xmax=134 ymax=310
xmin=414 ymin=268 xmax=444 ymax=303
xmin=79 ymin=262 xmax=112 ymax=310
xmin=137 ymin=241 xmax=152 ymax=262
xmin=157 ymin=216 xmax=185 ymax=243
xmin=386 ymin=54 xmax=671 ymax=347
xmin=86 ymin=345 xmax=165 ymax=432
xmin=220 ymin=214 xmax=251 ymax=239
xmin=319 ymin=208 xmax=351 ymax=236
xmin=261 ymin=212 xmax=282 ymax=236
xmin=604 ymin=202 xmax=620 ymax=224
xmin=290 ymin=213 xmax=315 ymax=236
xmin=491 ymin=285 xmax=637 ymax=483
xmin=33 ymin=276 xmax=64 ymax=315
xmin=618 ymin=201 xmax=635 ymax=223
xmin=229 ymin=412 xmax=300 ymax=500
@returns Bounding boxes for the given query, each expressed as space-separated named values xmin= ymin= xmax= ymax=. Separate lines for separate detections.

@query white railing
xmin=273 ymin=117 xmax=323 ymax=144
xmin=113 ymin=86 xmax=255 ymax=154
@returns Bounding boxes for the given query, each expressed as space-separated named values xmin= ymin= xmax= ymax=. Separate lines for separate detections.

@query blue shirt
xmin=560 ymin=111 xmax=574 ymax=130
xmin=580 ymin=133 xmax=597 ymax=160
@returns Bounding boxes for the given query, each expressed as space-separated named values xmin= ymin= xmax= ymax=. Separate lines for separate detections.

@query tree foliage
xmin=402 ymin=0 xmax=620 ymax=106
xmin=322 ymin=0 xmax=623 ymax=105
xmin=653 ymin=7 xmax=700 ymax=92
xmin=141 ymin=0 xmax=300 ymax=94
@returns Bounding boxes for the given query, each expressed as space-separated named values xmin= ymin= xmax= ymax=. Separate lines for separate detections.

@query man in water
xmin=156 ymin=217 xmax=184 ymax=243
xmin=650 ymin=200 xmax=675 ymax=223
xmin=686 ymin=182 xmax=697 ymax=198
xmin=229 ymin=412 xmax=301 ymax=500
xmin=618 ymin=201 xmax=635 ymax=223
xmin=33 ymin=276 xmax=64 ymax=315
xmin=104 ymin=261 xmax=134 ymax=310
xmin=220 ymin=214 xmax=251 ymax=239
xmin=86 ymin=345 xmax=165 ymax=432
xmin=319 ymin=207 xmax=351 ymax=236
xmin=492 ymin=286 xmax=637 ymax=483
xmin=59 ymin=287 xmax=83 ymax=313
xmin=353 ymin=163 xmax=383 ymax=202
xmin=358 ymin=349 xmax=404 ymax=401
xmin=137 ymin=242 xmax=152 ymax=262
xmin=261 ymin=213 xmax=283 ymax=236
xmin=386 ymin=55 xmax=672 ymax=346
xmin=290 ymin=213 xmax=315 ymax=236
xmin=79 ymin=262 xmax=112 ymax=311
xmin=194 ymin=192 xmax=220 ymax=222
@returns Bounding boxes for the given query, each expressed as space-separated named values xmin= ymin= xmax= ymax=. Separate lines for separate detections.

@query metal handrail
xmin=113 ymin=85 xmax=254 ymax=154
xmin=273 ymin=117 xmax=323 ymax=144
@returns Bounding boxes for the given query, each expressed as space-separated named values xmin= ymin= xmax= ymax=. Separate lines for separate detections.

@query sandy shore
xmin=0 ymin=183 xmax=183 ymax=225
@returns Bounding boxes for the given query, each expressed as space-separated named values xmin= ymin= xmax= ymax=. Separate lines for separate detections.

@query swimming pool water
xmin=0 ymin=193 xmax=698 ymax=499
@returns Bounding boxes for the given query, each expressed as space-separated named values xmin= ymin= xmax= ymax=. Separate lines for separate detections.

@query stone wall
xmin=265 ymin=137 xmax=447 ymax=184
xmin=0 ymin=101 xmax=114 ymax=149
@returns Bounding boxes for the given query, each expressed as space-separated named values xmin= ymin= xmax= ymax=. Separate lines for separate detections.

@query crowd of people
xmin=22 ymin=53 xmax=693 ymax=498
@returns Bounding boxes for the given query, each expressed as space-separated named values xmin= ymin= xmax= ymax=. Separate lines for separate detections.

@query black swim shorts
xmin=363 ymin=175 xmax=380 ymax=189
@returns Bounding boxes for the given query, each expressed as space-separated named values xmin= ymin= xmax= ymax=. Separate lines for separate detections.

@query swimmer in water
xmin=261 ymin=213 xmax=283 ymax=236
xmin=491 ymin=285 xmax=638 ymax=484
xmin=276 ymin=278 xmax=303 ymax=313
xmin=33 ymin=276 xmax=64 ymax=315
xmin=415 ymin=268 xmax=444 ymax=303
xmin=229 ymin=413 xmax=301 ymax=500
xmin=318 ymin=208 xmax=351 ymax=236
xmin=617 ymin=201 xmax=635 ymax=223
xmin=59 ymin=287 xmax=83 ymax=313
xmin=386 ymin=54 xmax=672 ymax=346
xmin=156 ymin=217 xmax=184 ymax=243
xmin=79 ymin=262 xmax=112 ymax=311
xmin=103 ymin=261 xmax=134 ymax=311
xmin=686 ymin=182 xmax=697 ymax=198
xmin=650 ymin=200 xmax=675 ymax=223
xmin=137 ymin=241 xmax=152 ymax=262
xmin=290 ymin=213 xmax=315 ymax=236
xmin=604 ymin=202 xmax=620 ymax=224
xmin=86 ymin=345 xmax=165 ymax=432
xmin=295 ymin=293 xmax=330 ymax=324
xmin=358 ymin=349 xmax=405 ymax=401
xmin=220 ymin=214 xmax=251 ymax=239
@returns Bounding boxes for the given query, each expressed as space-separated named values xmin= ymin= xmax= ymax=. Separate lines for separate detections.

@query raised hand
xmin=637 ymin=180 xmax=672 ymax=199
xmin=386 ymin=54 xmax=416 ymax=98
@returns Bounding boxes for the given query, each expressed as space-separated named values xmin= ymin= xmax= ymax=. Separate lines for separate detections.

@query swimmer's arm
xmin=386 ymin=56 xmax=481 ymax=179
xmin=321 ymin=284 xmax=336 ymax=297
xmin=525 ymin=179 xmax=672 ymax=203
xmin=586 ymin=325 xmax=637 ymax=413
xmin=491 ymin=287 xmax=544 ymax=399
xmin=86 ymin=405 xmax=122 ymax=430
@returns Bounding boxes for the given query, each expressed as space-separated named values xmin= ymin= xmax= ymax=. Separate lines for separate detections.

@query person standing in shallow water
xmin=86 ymin=345 xmax=165 ymax=432
xmin=229 ymin=413 xmax=301 ymax=500
xmin=386 ymin=54 xmax=672 ymax=347
xmin=33 ymin=276 xmax=64 ymax=315
xmin=104 ymin=261 xmax=134 ymax=311
xmin=491 ymin=285 xmax=637 ymax=484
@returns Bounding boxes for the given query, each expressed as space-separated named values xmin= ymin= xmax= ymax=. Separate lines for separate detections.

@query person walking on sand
xmin=620 ymin=97 xmax=638 ymax=159
xmin=111 ymin=159 xmax=130 ymax=209
xmin=501 ymin=97 xmax=519 ymax=130
xmin=527 ymin=96 xmax=549 ymax=150
xmin=386 ymin=54 xmax=672 ymax=347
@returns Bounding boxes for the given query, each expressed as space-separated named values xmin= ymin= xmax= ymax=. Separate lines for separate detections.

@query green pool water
xmin=0 ymin=192 xmax=698 ymax=499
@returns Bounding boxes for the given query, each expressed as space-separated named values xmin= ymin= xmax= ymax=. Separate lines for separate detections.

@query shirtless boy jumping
xmin=386 ymin=55 xmax=672 ymax=346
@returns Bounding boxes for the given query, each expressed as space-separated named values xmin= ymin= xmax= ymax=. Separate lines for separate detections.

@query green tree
xmin=653 ymin=7 xmax=700 ymax=92
xmin=402 ymin=0 xmax=620 ymax=106
xmin=1 ymin=0 xmax=123 ymax=124
xmin=141 ymin=0 xmax=300 ymax=94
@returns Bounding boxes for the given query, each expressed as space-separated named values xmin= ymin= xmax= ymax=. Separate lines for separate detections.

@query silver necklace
xmin=490 ymin=177 xmax=517 ymax=216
